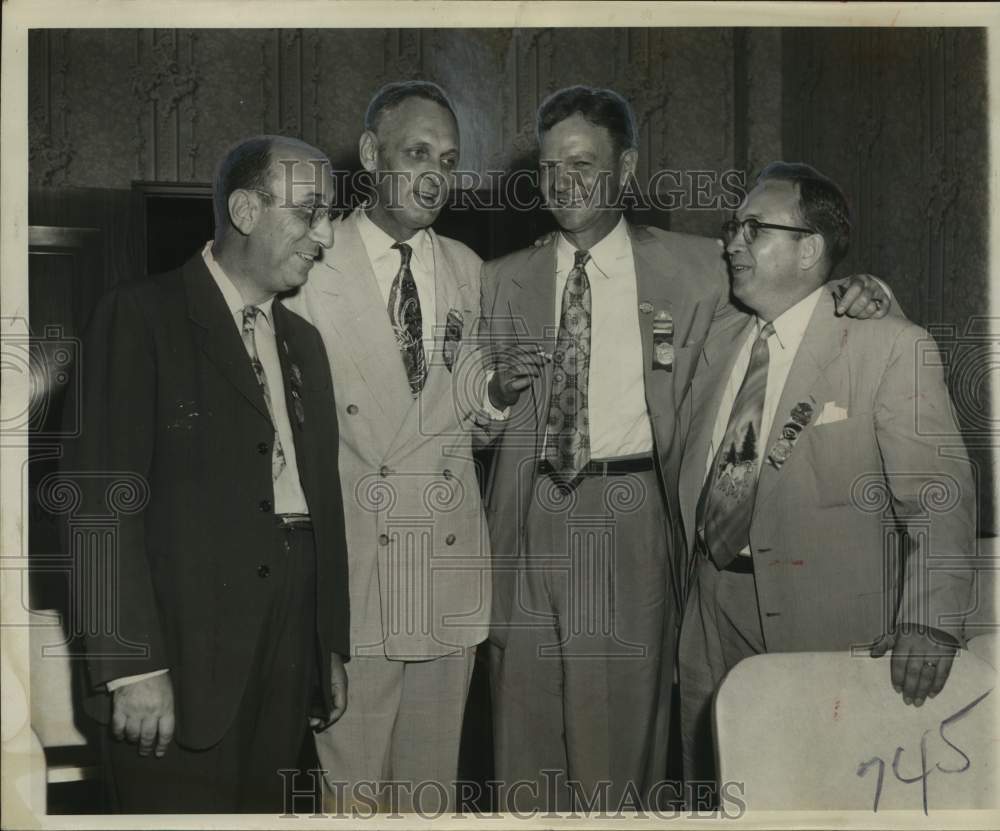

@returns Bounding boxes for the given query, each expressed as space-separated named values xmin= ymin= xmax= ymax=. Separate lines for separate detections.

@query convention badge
xmin=790 ymin=401 xmax=814 ymax=426
xmin=442 ymin=308 xmax=464 ymax=372
xmin=652 ymin=308 xmax=674 ymax=371
xmin=767 ymin=438 xmax=793 ymax=469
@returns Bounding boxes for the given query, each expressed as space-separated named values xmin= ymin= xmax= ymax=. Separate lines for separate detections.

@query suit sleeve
xmin=62 ymin=286 xmax=168 ymax=688
xmin=874 ymin=325 xmax=976 ymax=641
xmin=452 ymin=259 xmax=504 ymax=448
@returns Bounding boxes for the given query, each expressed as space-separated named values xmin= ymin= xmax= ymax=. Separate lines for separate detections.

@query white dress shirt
xmin=550 ymin=216 xmax=653 ymax=459
xmin=703 ymin=286 xmax=824 ymax=556
xmin=356 ymin=208 xmax=436 ymax=342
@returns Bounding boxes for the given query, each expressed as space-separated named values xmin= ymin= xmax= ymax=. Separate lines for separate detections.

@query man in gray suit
xmin=476 ymin=88 xmax=891 ymax=812
xmin=675 ymin=161 xmax=974 ymax=792
xmin=285 ymin=81 xmax=489 ymax=812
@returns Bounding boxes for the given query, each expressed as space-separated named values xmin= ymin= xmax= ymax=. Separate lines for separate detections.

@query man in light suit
xmin=676 ymin=161 xmax=975 ymax=792
xmin=64 ymin=135 xmax=350 ymax=812
xmin=478 ymin=88 xmax=890 ymax=811
xmin=285 ymin=81 xmax=489 ymax=811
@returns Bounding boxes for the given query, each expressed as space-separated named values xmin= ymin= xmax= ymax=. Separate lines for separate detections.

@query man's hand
xmin=489 ymin=345 xmax=550 ymax=410
xmin=833 ymin=273 xmax=891 ymax=318
xmin=111 ymin=673 xmax=175 ymax=757
xmin=871 ymin=624 xmax=960 ymax=706
xmin=310 ymin=653 xmax=348 ymax=733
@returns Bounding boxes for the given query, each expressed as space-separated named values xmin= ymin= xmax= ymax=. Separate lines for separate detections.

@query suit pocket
xmin=804 ymin=414 xmax=875 ymax=507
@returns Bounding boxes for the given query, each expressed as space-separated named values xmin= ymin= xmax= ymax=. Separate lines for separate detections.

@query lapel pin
xmin=639 ymin=302 xmax=653 ymax=314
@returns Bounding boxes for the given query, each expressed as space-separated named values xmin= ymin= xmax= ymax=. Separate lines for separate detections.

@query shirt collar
xmin=556 ymin=214 xmax=630 ymax=279
xmin=202 ymin=241 xmax=275 ymax=327
xmin=757 ymin=285 xmax=825 ymax=353
xmin=355 ymin=207 xmax=433 ymax=271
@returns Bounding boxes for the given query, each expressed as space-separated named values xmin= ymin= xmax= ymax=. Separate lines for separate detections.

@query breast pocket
xmin=804 ymin=414 xmax=875 ymax=508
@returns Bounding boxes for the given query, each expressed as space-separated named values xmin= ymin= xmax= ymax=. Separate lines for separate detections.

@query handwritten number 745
xmin=856 ymin=688 xmax=992 ymax=814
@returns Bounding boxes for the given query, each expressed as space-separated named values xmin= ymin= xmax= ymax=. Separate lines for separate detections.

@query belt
xmin=696 ymin=532 xmax=754 ymax=574
xmin=537 ymin=456 xmax=655 ymax=478
xmin=277 ymin=514 xmax=313 ymax=530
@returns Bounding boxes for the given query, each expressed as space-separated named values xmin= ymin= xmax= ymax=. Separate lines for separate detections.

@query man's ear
xmin=800 ymin=232 xmax=826 ymax=271
xmin=228 ymin=190 xmax=258 ymax=236
xmin=359 ymin=130 xmax=379 ymax=174
xmin=619 ymin=148 xmax=639 ymax=186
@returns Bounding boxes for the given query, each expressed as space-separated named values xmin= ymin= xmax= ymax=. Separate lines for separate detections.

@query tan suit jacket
xmin=478 ymin=223 xmax=734 ymax=644
xmin=677 ymin=289 xmax=975 ymax=650
xmin=286 ymin=211 xmax=490 ymax=659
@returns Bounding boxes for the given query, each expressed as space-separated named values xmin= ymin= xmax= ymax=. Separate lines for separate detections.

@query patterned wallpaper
xmin=28 ymin=27 xmax=749 ymax=238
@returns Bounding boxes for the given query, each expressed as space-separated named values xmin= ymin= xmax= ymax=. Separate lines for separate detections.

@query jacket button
xmin=442 ymin=469 xmax=453 ymax=480
xmin=347 ymin=404 xmax=359 ymax=415
xmin=379 ymin=465 xmax=390 ymax=477
xmin=257 ymin=564 xmax=270 ymax=578
xmin=378 ymin=533 xmax=390 ymax=545
xmin=257 ymin=442 xmax=269 ymax=455
xmin=445 ymin=534 xmax=456 ymax=545
xmin=258 ymin=499 xmax=272 ymax=512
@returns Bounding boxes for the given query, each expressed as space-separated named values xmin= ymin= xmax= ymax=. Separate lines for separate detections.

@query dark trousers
xmin=102 ymin=523 xmax=319 ymax=814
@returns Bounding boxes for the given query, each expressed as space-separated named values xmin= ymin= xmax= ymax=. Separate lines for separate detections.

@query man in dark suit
xmin=476 ymin=87 xmax=891 ymax=811
xmin=64 ymin=135 xmax=350 ymax=813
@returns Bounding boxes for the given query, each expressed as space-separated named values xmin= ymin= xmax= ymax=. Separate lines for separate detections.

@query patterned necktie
xmin=388 ymin=242 xmax=427 ymax=396
xmin=543 ymin=249 xmax=592 ymax=480
xmin=241 ymin=305 xmax=287 ymax=481
xmin=698 ymin=321 xmax=775 ymax=569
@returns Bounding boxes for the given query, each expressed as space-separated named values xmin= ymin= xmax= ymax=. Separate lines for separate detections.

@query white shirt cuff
xmin=106 ymin=668 xmax=169 ymax=691
xmin=483 ymin=371 xmax=511 ymax=421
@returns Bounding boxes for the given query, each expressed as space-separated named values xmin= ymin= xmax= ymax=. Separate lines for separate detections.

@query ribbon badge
xmin=766 ymin=400 xmax=814 ymax=469
xmin=652 ymin=308 xmax=674 ymax=371
xmin=289 ymin=361 xmax=305 ymax=428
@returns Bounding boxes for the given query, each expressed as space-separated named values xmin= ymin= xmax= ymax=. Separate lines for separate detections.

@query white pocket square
xmin=814 ymin=401 xmax=848 ymax=426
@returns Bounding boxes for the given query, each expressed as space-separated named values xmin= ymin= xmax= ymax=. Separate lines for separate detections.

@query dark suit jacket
xmin=63 ymin=254 xmax=350 ymax=749
xmin=477 ymin=223 xmax=734 ymax=643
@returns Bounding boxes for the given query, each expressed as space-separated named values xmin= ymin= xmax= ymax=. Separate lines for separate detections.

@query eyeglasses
xmin=247 ymin=188 xmax=339 ymax=230
xmin=721 ymin=217 xmax=815 ymax=245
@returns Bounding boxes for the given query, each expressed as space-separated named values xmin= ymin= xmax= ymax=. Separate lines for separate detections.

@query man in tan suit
xmin=285 ymin=82 xmax=489 ymax=811
xmin=676 ymin=161 xmax=975 ymax=794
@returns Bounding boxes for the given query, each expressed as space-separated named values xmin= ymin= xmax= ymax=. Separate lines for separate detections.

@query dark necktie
xmin=543 ymin=249 xmax=593 ymax=480
xmin=698 ymin=321 xmax=775 ymax=569
xmin=241 ymin=305 xmax=287 ymax=481
xmin=388 ymin=242 xmax=427 ymax=396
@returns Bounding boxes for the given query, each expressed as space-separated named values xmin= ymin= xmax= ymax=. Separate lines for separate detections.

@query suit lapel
xmin=754 ymin=291 xmax=846 ymax=510
xmin=271 ymin=301 xmax=312 ymax=493
xmin=382 ymin=229 xmax=467 ymax=461
xmin=508 ymin=243 xmax=558 ymax=454
xmin=307 ymin=212 xmax=412 ymax=435
xmin=184 ymin=257 xmax=271 ymax=424
xmin=631 ymin=226 xmax=685 ymax=452
xmin=677 ymin=314 xmax=755 ymax=550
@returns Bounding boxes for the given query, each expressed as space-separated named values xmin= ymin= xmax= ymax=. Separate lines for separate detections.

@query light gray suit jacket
xmin=677 ymin=289 xmax=975 ymax=650
xmin=286 ymin=211 xmax=491 ymax=659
